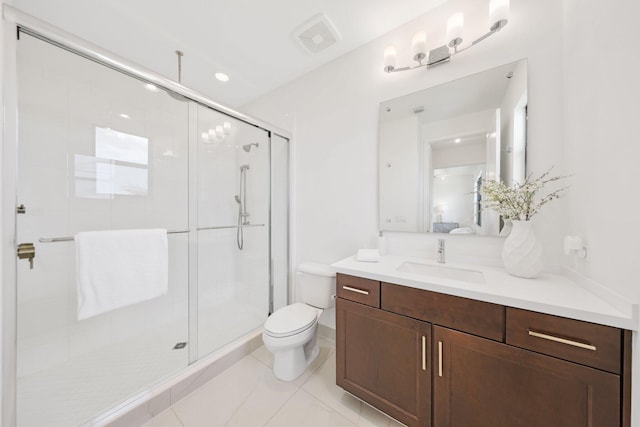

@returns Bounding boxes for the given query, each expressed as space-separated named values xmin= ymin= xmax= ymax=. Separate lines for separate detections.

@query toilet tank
xmin=296 ymin=262 xmax=336 ymax=309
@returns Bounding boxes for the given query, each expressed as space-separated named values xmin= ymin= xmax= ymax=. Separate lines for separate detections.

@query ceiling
xmin=11 ymin=0 xmax=449 ymax=108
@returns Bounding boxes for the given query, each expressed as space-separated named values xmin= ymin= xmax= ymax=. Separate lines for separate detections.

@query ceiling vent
xmin=293 ymin=13 xmax=342 ymax=54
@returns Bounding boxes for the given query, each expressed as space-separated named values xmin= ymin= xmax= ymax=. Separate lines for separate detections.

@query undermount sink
xmin=397 ymin=262 xmax=485 ymax=284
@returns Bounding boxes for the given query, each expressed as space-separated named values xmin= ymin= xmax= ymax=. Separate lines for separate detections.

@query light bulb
xmin=412 ymin=31 xmax=427 ymax=62
xmin=447 ymin=13 xmax=464 ymax=48
xmin=223 ymin=122 xmax=231 ymax=135
xmin=489 ymin=0 xmax=509 ymax=31
xmin=215 ymin=125 xmax=224 ymax=139
xmin=383 ymin=45 xmax=396 ymax=73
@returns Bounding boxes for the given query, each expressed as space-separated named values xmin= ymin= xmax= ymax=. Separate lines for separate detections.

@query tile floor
xmin=141 ymin=337 xmax=405 ymax=427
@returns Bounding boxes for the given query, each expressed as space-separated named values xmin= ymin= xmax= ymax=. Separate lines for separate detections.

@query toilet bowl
xmin=262 ymin=262 xmax=336 ymax=381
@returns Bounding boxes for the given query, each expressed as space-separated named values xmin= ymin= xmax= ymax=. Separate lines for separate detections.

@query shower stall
xmin=2 ymin=10 xmax=290 ymax=427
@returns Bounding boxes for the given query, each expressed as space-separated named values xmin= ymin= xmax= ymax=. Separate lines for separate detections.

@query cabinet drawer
xmin=337 ymin=274 xmax=380 ymax=308
xmin=381 ymin=282 xmax=504 ymax=341
xmin=506 ymin=308 xmax=622 ymax=374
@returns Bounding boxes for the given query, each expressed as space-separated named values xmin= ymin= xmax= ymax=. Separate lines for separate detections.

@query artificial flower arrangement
xmin=480 ymin=168 xmax=569 ymax=221
xmin=480 ymin=168 xmax=569 ymax=278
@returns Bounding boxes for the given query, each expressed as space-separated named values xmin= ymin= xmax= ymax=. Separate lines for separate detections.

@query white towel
xmin=76 ymin=229 xmax=169 ymax=320
xmin=356 ymin=249 xmax=380 ymax=262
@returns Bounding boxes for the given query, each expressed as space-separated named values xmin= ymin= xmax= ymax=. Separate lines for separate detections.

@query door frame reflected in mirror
xmin=378 ymin=59 xmax=528 ymax=236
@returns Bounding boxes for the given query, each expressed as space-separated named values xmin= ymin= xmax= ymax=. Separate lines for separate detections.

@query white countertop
xmin=331 ymin=255 xmax=638 ymax=330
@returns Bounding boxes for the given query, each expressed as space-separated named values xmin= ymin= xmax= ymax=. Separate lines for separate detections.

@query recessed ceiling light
xmin=215 ymin=72 xmax=230 ymax=82
xmin=454 ymin=138 xmax=461 ymax=143
xmin=143 ymin=83 xmax=160 ymax=92
xmin=119 ymin=113 xmax=130 ymax=119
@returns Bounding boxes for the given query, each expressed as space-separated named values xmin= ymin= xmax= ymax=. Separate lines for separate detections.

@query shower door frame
xmin=1 ymin=5 xmax=292 ymax=426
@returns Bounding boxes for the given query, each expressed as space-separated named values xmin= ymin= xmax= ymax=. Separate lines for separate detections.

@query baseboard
xmin=318 ymin=323 xmax=336 ymax=342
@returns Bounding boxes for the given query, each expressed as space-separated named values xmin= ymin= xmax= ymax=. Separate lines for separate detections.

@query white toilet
xmin=262 ymin=262 xmax=336 ymax=381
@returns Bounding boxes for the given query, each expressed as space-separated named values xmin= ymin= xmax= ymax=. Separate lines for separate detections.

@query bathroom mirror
xmin=378 ymin=59 xmax=527 ymax=236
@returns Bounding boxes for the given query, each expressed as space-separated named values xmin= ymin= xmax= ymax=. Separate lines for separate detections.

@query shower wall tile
xmin=17 ymin=328 xmax=68 ymax=376
xmin=17 ymin=231 xmax=70 ymax=303
xmin=68 ymin=313 xmax=112 ymax=359
xmin=20 ymin=165 xmax=69 ymax=214
xmin=17 ymin=294 xmax=68 ymax=341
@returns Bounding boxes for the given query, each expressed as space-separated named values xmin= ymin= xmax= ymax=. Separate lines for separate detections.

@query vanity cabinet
xmin=335 ymin=274 xmax=631 ymax=427
xmin=336 ymin=297 xmax=431 ymax=427
xmin=433 ymin=326 xmax=620 ymax=427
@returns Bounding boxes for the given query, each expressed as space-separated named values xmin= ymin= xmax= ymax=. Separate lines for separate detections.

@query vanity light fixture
xmin=383 ymin=0 xmax=509 ymax=73
xmin=202 ymin=121 xmax=232 ymax=143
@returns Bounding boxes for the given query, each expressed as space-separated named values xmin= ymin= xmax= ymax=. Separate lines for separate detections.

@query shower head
xmin=234 ymin=195 xmax=241 ymax=204
xmin=242 ymin=143 xmax=259 ymax=152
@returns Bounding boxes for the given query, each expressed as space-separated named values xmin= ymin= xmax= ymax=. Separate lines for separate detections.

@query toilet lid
xmin=264 ymin=303 xmax=319 ymax=338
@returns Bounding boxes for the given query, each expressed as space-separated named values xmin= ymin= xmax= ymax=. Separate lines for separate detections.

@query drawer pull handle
xmin=421 ymin=336 xmax=427 ymax=371
xmin=528 ymin=330 xmax=597 ymax=351
xmin=342 ymin=285 xmax=369 ymax=295
xmin=438 ymin=341 xmax=443 ymax=377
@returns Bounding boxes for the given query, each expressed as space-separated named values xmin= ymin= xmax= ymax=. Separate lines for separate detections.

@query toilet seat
xmin=264 ymin=303 xmax=319 ymax=338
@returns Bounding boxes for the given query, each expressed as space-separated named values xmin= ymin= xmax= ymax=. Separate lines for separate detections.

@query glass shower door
xmin=15 ymin=33 xmax=190 ymax=426
xmin=196 ymin=105 xmax=270 ymax=358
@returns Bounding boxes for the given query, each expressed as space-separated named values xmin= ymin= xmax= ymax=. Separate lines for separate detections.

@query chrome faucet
xmin=437 ymin=239 xmax=445 ymax=263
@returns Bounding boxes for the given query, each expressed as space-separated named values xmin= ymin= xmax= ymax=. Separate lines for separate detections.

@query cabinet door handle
xmin=421 ymin=336 xmax=427 ymax=371
xmin=438 ymin=341 xmax=443 ymax=377
xmin=528 ymin=330 xmax=597 ymax=351
xmin=342 ymin=285 xmax=369 ymax=295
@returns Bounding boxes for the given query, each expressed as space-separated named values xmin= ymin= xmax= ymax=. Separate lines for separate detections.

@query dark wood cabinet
xmin=433 ymin=326 xmax=620 ymax=427
xmin=334 ymin=274 xmax=630 ymax=427
xmin=336 ymin=297 xmax=431 ymax=427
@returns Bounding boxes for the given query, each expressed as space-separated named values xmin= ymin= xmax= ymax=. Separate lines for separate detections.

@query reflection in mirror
xmin=379 ymin=59 xmax=527 ymax=236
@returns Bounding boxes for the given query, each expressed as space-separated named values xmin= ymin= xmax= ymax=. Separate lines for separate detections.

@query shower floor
xmin=17 ymin=299 xmax=266 ymax=427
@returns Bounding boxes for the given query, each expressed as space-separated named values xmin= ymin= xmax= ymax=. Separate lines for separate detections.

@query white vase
xmin=501 ymin=220 xmax=542 ymax=278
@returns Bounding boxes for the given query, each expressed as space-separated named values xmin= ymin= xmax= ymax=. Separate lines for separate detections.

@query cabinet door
xmin=336 ymin=298 xmax=431 ymax=427
xmin=433 ymin=326 xmax=620 ymax=427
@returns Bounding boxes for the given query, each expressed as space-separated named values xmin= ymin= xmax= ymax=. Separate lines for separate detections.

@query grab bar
xmin=197 ymin=224 xmax=265 ymax=231
xmin=39 ymin=229 xmax=190 ymax=243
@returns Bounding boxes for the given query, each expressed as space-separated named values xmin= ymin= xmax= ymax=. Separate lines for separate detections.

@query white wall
xmin=432 ymin=142 xmax=486 ymax=169
xmin=245 ymin=0 xmax=566 ymax=269
xmin=422 ymin=109 xmax=495 ymax=143
xmin=562 ymin=1 xmax=640 ymax=424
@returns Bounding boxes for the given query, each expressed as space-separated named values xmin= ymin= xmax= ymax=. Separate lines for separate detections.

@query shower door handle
xmin=17 ymin=243 xmax=36 ymax=269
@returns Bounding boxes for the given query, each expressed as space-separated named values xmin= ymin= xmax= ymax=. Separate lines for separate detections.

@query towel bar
xmin=197 ymin=224 xmax=265 ymax=231
xmin=38 ymin=229 xmax=190 ymax=243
